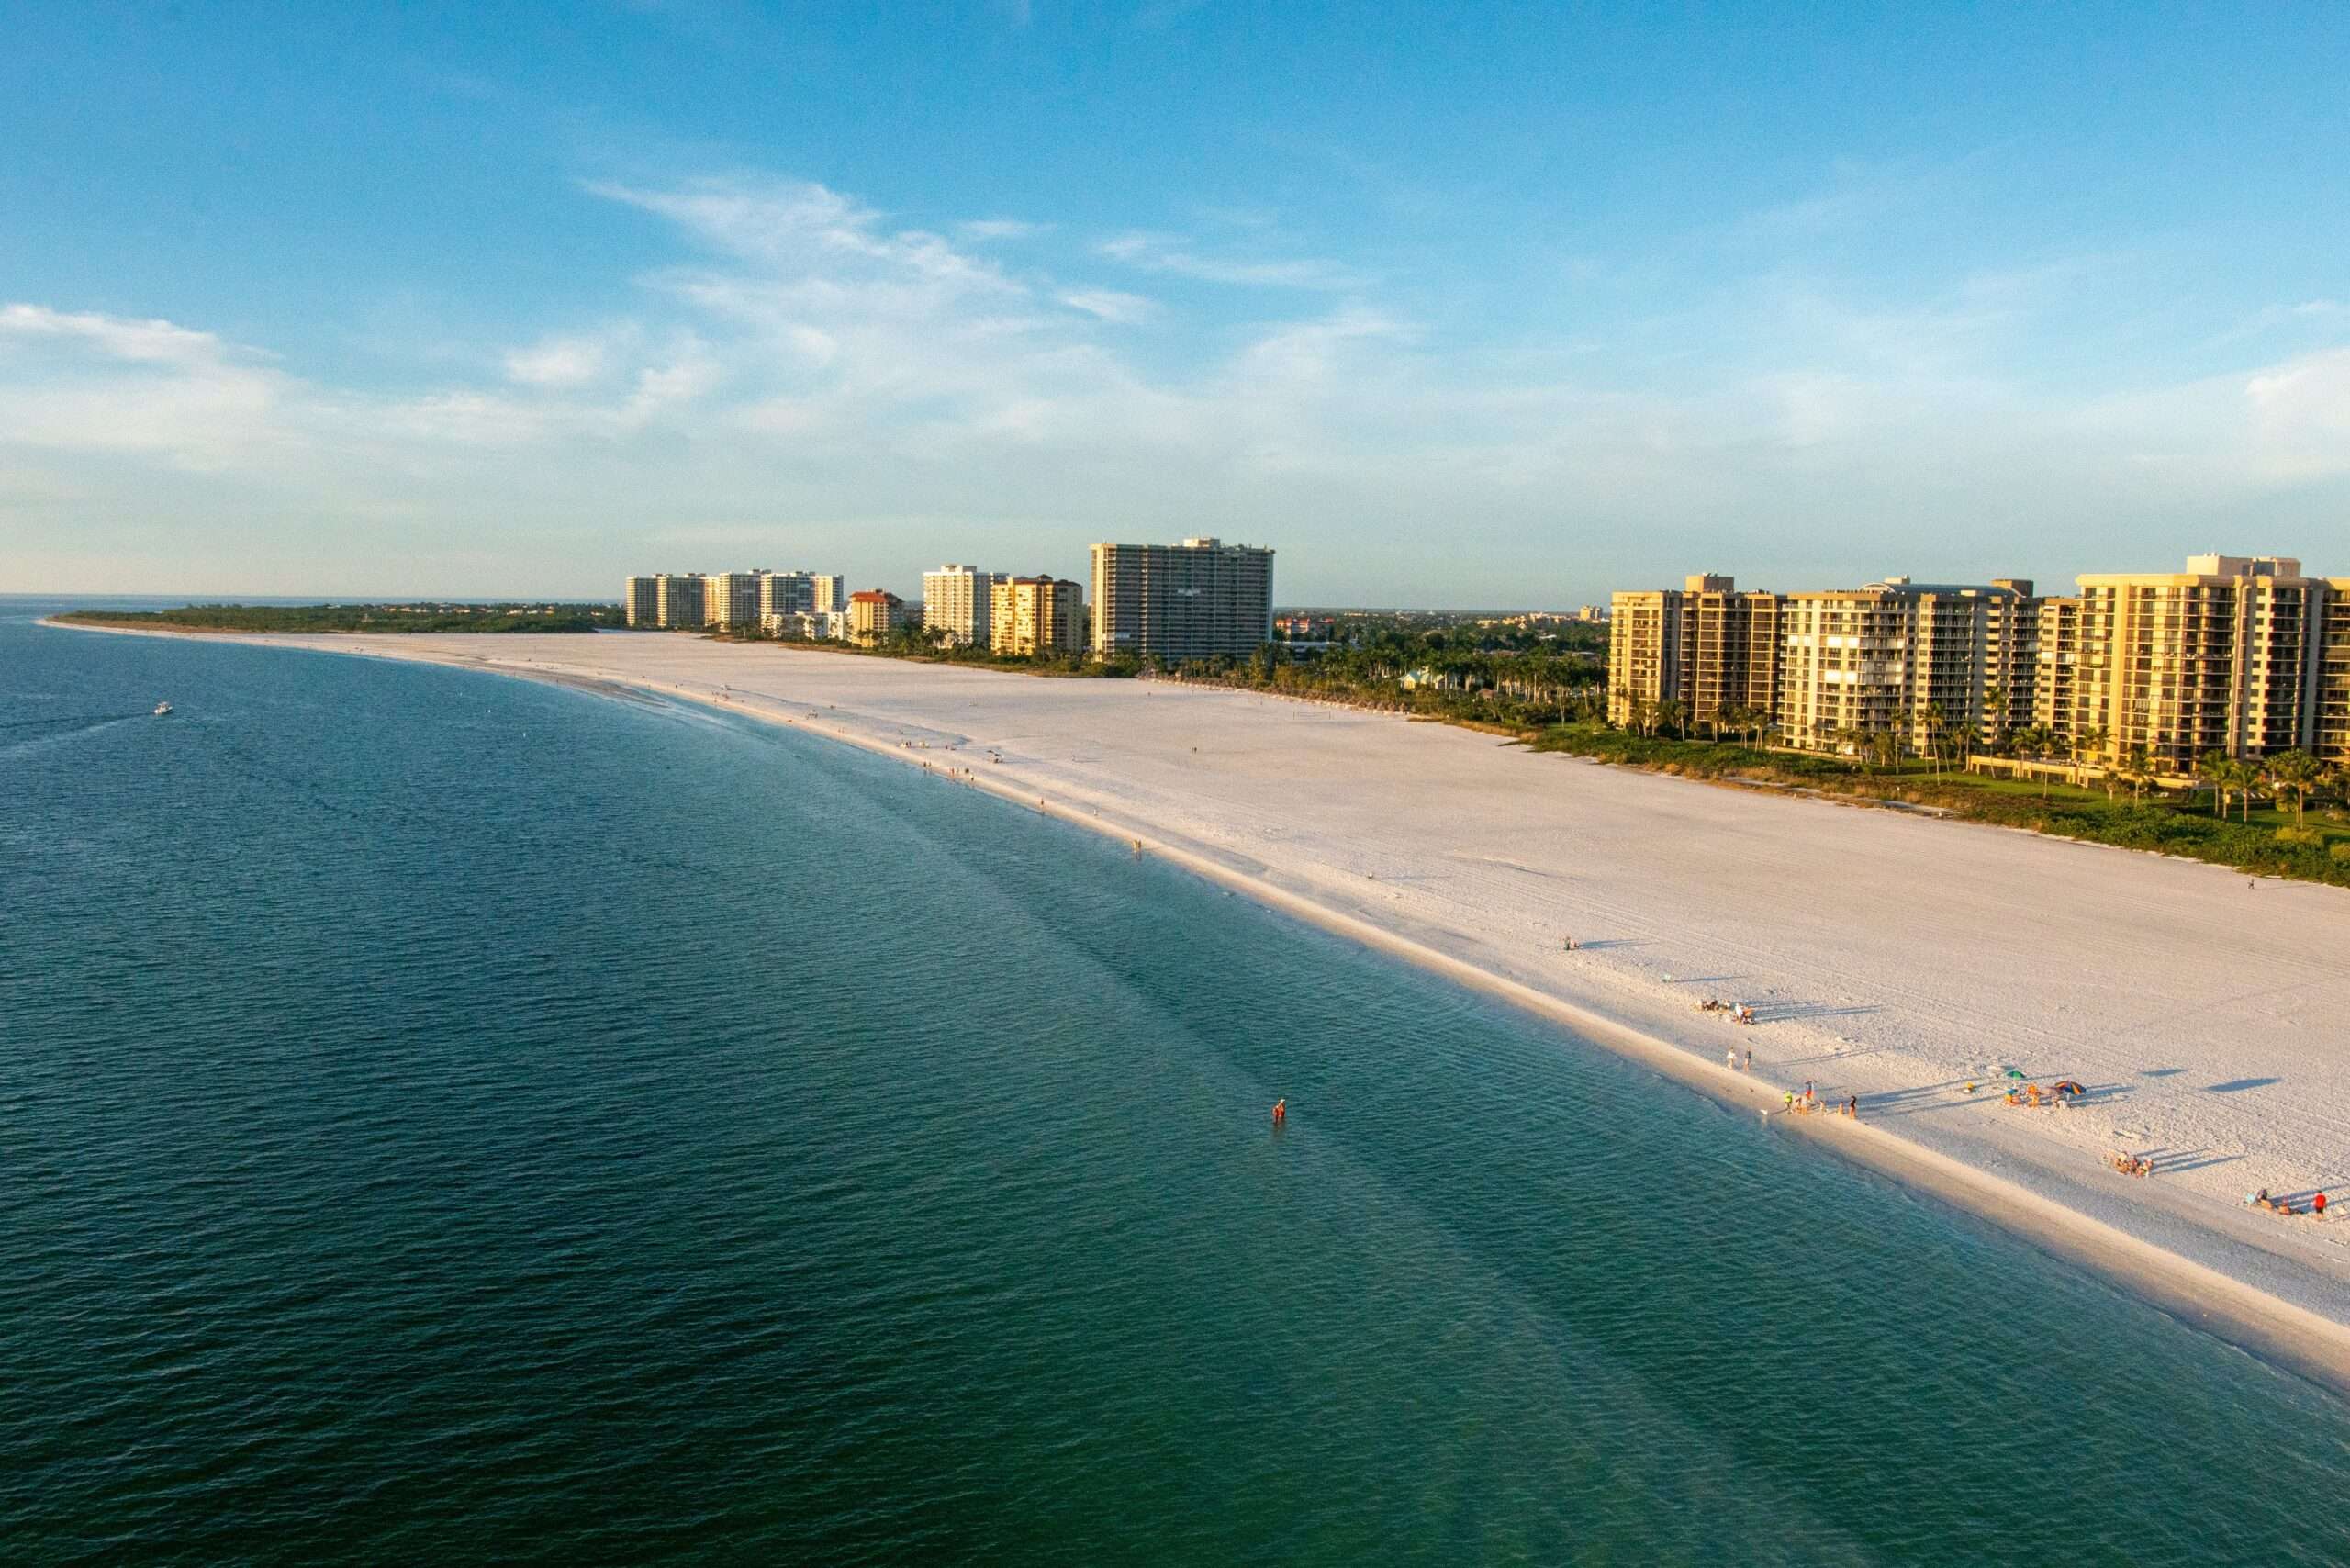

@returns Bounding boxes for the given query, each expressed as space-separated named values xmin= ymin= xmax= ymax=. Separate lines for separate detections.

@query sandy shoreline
xmin=53 ymin=620 xmax=2350 ymax=1392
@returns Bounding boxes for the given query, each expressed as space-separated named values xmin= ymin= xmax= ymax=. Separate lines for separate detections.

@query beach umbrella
xmin=2005 ymin=1069 xmax=2026 ymax=1080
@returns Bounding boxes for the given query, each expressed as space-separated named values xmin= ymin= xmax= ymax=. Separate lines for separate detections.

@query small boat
xmin=152 ymin=701 xmax=173 ymax=717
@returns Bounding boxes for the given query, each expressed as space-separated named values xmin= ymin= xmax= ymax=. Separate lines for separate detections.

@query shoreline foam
xmin=48 ymin=619 xmax=2350 ymax=1394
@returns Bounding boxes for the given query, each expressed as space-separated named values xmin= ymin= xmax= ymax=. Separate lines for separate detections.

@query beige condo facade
xmin=1612 ymin=553 xmax=2344 ymax=776
xmin=990 ymin=576 xmax=1086 ymax=656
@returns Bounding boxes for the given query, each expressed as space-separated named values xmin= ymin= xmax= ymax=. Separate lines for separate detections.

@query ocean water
xmin=4 ymin=601 xmax=2347 ymax=1567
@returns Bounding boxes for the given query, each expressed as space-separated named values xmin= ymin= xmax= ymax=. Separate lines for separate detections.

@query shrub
xmin=2333 ymin=841 xmax=2350 ymax=864
xmin=2275 ymin=826 xmax=2325 ymax=848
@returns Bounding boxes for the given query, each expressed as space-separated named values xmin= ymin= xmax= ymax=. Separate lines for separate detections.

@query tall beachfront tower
xmin=990 ymin=576 xmax=1087 ymax=655
xmin=702 ymin=572 xmax=761 ymax=629
xmin=1087 ymin=537 xmax=1274 ymax=662
xmin=1606 ymin=575 xmax=1779 ymax=732
xmin=810 ymin=575 xmax=848 ymax=615
xmin=2054 ymin=554 xmax=2329 ymax=778
xmin=653 ymin=573 xmax=706 ymax=629
xmin=2322 ymin=580 xmax=2350 ymax=769
xmin=922 ymin=565 xmax=1004 ymax=647
xmin=624 ymin=576 xmax=659 ymax=628
xmin=759 ymin=571 xmax=816 ymax=619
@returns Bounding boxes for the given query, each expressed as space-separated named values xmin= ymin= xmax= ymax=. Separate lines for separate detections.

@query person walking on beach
xmin=2317 ymin=1191 xmax=2330 ymax=1217
xmin=1743 ymin=1048 xmax=1752 ymax=1072
xmin=1726 ymin=1048 xmax=1738 ymax=1070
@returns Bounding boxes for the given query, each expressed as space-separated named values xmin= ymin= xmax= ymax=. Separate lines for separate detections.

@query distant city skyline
xmin=4 ymin=5 xmax=2346 ymax=604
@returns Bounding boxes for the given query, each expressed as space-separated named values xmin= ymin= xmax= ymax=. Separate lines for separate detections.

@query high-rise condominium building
xmin=1088 ymin=537 xmax=1274 ymax=661
xmin=760 ymin=571 xmax=815 ymax=619
xmin=1606 ymin=575 xmax=1779 ymax=730
xmin=2320 ymin=581 xmax=2350 ymax=767
xmin=990 ymin=576 xmax=1086 ymax=655
xmin=848 ymin=590 xmax=904 ymax=645
xmin=2043 ymin=555 xmax=2330 ymax=776
xmin=624 ymin=576 xmax=660 ymax=628
xmin=810 ymin=575 xmax=848 ymax=615
xmin=1616 ymin=553 xmax=2341 ymax=776
xmin=923 ymin=565 xmax=1004 ymax=646
xmin=1775 ymin=578 xmax=2035 ymax=755
xmin=702 ymin=572 xmax=761 ymax=629
xmin=653 ymin=573 xmax=706 ymax=629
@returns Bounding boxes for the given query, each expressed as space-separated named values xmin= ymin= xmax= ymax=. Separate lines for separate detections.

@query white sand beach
xmin=73 ymin=625 xmax=2350 ymax=1383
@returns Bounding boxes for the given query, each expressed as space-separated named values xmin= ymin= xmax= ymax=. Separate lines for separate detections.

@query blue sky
xmin=4 ymin=2 xmax=2345 ymax=603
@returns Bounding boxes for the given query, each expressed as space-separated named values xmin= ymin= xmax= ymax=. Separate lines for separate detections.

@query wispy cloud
xmin=9 ymin=165 xmax=2350 ymax=598
xmin=1058 ymin=288 xmax=1159 ymax=324
xmin=1098 ymin=230 xmax=1360 ymax=289
xmin=958 ymin=218 xmax=1048 ymax=241
xmin=0 ymin=302 xmax=236 ymax=366
xmin=504 ymin=332 xmax=615 ymax=387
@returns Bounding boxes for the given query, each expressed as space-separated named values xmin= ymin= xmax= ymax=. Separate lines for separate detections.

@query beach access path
xmin=77 ymin=624 xmax=2350 ymax=1375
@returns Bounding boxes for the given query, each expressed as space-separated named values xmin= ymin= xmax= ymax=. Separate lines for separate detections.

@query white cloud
xmin=7 ymin=167 xmax=2350 ymax=599
xmin=0 ymin=302 xmax=232 ymax=365
xmin=1097 ymin=230 xmax=1360 ymax=289
xmin=1058 ymin=288 xmax=1159 ymax=324
xmin=503 ymin=333 xmax=612 ymax=387
xmin=959 ymin=218 xmax=1047 ymax=241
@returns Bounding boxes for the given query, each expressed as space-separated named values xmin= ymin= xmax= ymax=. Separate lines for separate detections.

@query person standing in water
xmin=1271 ymin=1099 xmax=1286 ymax=1126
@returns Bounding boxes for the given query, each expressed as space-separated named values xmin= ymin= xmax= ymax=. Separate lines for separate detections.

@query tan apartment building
xmin=2052 ymin=555 xmax=2328 ymax=777
xmin=922 ymin=564 xmax=1004 ymax=647
xmin=810 ymin=575 xmax=848 ymax=615
xmin=848 ymin=589 xmax=905 ymax=645
xmin=1606 ymin=576 xmax=1779 ymax=731
xmin=1775 ymin=578 xmax=2034 ymax=756
xmin=990 ymin=576 xmax=1086 ymax=655
xmin=1089 ymin=537 xmax=1274 ymax=661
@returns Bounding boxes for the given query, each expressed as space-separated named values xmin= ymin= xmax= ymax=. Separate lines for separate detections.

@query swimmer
xmin=1271 ymin=1098 xmax=1287 ymax=1126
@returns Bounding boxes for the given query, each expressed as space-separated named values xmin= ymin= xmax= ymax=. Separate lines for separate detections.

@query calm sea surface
xmin=5 ymin=601 xmax=2348 ymax=1566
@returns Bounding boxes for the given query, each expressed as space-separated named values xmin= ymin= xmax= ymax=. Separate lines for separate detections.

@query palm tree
xmin=2013 ymin=723 xmax=2055 ymax=799
xmin=2228 ymin=757 xmax=2260 ymax=823
xmin=1653 ymin=698 xmax=1684 ymax=740
xmin=2265 ymin=749 xmax=2322 ymax=825
xmin=2197 ymin=751 xmax=2234 ymax=819
xmin=1919 ymin=703 xmax=1948 ymax=777
xmin=2119 ymin=742 xmax=2154 ymax=803
xmin=2074 ymin=725 xmax=2110 ymax=796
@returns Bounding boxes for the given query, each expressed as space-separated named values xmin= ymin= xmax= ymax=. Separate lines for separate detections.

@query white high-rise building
xmin=922 ymin=564 xmax=1005 ymax=646
xmin=809 ymin=575 xmax=848 ymax=614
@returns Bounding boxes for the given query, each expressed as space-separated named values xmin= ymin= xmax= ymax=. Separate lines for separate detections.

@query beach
xmin=69 ymin=624 xmax=2350 ymax=1385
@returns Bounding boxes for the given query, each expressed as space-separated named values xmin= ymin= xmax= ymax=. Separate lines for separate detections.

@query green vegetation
xmin=58 ymin=602 xmax=624 ymax=633
xmin=1518 ymin=723 xmax=2350 ymax=889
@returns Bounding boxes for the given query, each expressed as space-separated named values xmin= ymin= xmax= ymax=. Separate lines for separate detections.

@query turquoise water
xmin=5 ymin=602 xmax=2348 ymax=1566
